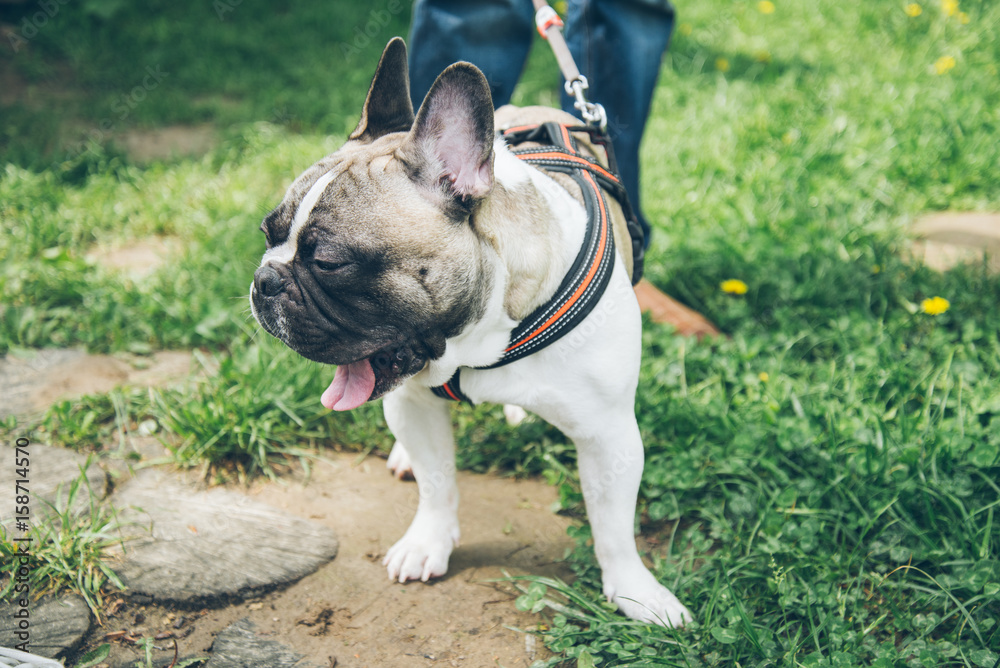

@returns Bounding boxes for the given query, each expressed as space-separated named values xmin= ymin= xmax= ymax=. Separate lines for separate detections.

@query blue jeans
xmin=408 ymin=0 xmax=676 ymax=243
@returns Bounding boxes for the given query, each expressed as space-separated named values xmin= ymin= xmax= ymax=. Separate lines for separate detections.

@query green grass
xmin=0 ymin=468 xmax=126 ymax=621
xmin=1 ymin=0 xmax=999 ymax=665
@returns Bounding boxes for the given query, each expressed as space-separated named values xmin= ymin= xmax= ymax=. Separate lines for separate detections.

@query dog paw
xmin=503 ymin=404 xmax=528 ymax=426
xmin=605 ymin=571 xmax=693 ymax=628
xmin=383 ymin=520 xmax=460 ymax=583
xmin=386 ymin=441 xmax=413 ymax=479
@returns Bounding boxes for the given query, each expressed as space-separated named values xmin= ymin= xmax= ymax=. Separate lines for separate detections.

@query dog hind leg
xmin=555 ymin=409 xmax=693 ymax=628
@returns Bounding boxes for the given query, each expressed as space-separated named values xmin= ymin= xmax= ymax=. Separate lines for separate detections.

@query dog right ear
xmin=350 ymin=37 xmax=415 ymax=142
xmin=404 ymin=62 xmax=495 ymax=206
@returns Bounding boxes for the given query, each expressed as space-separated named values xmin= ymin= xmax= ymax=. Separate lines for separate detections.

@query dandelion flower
xmin=716 ymin=57 xmax=730 ymax=72
xmin=921 ymin=296 xmax=950 ymax=315
xmin=935 ymin=55 xmax=956 ymax=74
xmin=721 ymin=279 xmax=749 ymax=295
xmin=940 ymin=0 xmax=958 ymax=16
xmin=679 ymin=22 xmax=693 ymax=36
xmin=904 ymin=3 xmax=922 ymax=17
xmin=759 ymin=372 xmax=770 ymax=382
xmin=758 ymin=1 xmax=776 ymax=15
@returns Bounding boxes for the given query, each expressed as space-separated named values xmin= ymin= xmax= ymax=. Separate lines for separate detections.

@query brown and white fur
xmin=250 ymin=38 xmax=691 ymax=627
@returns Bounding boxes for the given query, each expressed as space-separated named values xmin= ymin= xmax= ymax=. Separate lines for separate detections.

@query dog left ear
xmin=351 ymin=37 xmax=415 ymax=142
xmin=406 ymin=62 xmax=495 ymax=203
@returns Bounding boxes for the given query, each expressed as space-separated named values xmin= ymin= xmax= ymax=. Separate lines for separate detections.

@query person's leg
xmin=562 ymin=0 xmax=674 ymax=242
xmin=408 ymin=0 xmax=535 ymax=110
xmin=564 ymin=0 xmax=718 ymax=337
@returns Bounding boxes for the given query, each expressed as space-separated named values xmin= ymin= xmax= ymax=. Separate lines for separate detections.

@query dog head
xmin=250 ymin=38 xmax=497 ymax=409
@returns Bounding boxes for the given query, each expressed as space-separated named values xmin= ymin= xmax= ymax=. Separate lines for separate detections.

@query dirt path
xmin=81 ymin=452 xmax=573 ymax=667
xmin=3 ymin=347 xmax=575 ymax=666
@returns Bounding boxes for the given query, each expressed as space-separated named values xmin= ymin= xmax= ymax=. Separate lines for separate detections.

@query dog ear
xmin=350 ymin=37 xmax=415 ymax=142
xmin=406 ymin=62 xmax=495 ymax=203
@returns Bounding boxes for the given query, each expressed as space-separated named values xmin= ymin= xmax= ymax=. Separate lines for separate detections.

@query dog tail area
xmin=321 ymin=360 xmax=376 ymax=411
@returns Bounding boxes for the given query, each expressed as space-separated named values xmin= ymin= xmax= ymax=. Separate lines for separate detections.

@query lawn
xmin=1 ymin=0 xmax=999 ymax=666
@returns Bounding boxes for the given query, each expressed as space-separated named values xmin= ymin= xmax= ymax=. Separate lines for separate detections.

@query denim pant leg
xmin=563 ymin=0 xmax=675 ymax=243
xmin=408 ymin=0 xmax=535 ymax=110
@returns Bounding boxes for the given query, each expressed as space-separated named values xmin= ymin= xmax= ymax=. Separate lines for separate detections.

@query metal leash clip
xmin=565 ymin=75 xmax=607 ymax=131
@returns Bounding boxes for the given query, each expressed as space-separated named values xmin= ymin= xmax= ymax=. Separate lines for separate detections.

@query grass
xmin=1 ymin=0 xmax=999 ymax=665
xmin=0 ymin=468 xmax=126 ymax=621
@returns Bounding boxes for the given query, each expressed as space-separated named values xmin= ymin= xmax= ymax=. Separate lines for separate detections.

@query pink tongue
xmin=321 ymin=359 xmax=376 ymax=411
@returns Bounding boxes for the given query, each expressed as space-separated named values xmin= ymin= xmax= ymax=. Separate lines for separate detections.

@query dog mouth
xmin=320 ymin=345 xmax=426 ymax=411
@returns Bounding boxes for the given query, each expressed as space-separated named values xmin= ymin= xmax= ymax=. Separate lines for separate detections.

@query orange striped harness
xmin=431 ymin=122 xmax=643 ymax=404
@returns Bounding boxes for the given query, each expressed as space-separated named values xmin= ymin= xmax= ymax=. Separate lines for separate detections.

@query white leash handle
xmin=0 ymin=646 xmax=64 ymax=668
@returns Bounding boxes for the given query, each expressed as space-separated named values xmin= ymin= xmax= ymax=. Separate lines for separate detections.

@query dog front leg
xmin=381 ymin=386 xmax=460 ymax=582
xmin=573 ymin=415 xmax=693 ymax=628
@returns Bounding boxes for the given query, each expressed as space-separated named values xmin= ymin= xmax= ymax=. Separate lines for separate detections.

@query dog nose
xmin=254 ymin=265 xmax=283 ymax=297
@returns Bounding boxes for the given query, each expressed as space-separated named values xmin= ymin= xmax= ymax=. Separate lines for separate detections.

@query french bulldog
xmin=249 ymin=37 xmax=692 ymax=628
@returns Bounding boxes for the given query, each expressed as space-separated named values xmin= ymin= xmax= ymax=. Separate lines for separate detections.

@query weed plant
xmin=0 ymin=0 xmax=998 ymax=665
xmin=0 ymin=470 xmax=126 ymax=620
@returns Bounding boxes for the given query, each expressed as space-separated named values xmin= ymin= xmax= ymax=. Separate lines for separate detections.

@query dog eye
xmin=258 ymin=222 xmax=272 ymax=249
xmin=314 ymin=259 xmax=349 ymax=273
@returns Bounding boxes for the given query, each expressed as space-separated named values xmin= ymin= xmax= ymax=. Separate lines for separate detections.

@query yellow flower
xmin=756 ymin=50 xmax=772 ymax=63
xmin=759 ymin=372 xmax=770 ymax=382
xmin=679 ymin=22 xmax=693 ymax=36
xmin=758 ymin=0 xmax=776 ymax=14
xmin=921 ymin=296 xmax=950 ymax=315
xmin=904 ymin=3 xmax=922 ymax=17
xmin=940 ymin=0 xmax=958 ymax=16
xmin=935 ymin=55 xmax=956 ymax=74
xmin=958 ymin=11 xmax=969 ymax=23
xmin=721 ymin=279 xmax=749 ymax=295
xmin=716 ymin=57 xmax=730 ymax=72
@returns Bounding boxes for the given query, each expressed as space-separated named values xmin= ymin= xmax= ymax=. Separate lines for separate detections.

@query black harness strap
xmin=431 ymin=122 xmax=641 ymax=404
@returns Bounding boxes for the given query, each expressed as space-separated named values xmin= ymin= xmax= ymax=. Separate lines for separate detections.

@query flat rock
xmin=0 ymin=595 xmax=91 ymax=659
xmin=0 ymin=347 xmax=197 ymax=420
xmin=205 ymin=618 xmax=321 ymax=668
xmin=119 ymin=124 xmax=217 ymax=163
xmin=0 ymin=444 xmax=107 ymax=528
xmin=109 ymin=470 xmax=339 ymax=603
xmin=912 ymin=212 xmax=1000 ymax=272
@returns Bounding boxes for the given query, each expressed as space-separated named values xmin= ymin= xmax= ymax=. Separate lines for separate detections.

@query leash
xmin=531 ymin=0 xmax=608 ymax=131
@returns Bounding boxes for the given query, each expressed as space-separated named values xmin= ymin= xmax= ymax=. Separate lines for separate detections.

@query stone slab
xmin=0 ymin=444 xmax=107 ymax=528
xmin=912 ymin=212 xmax=1000 ymax=272
xmin=206 ymin=618 xmax=323 ymax=668
xmin=0 ymin=348 xmax=197 ymax=420
xmin=0 ymin=595 xmax=92 ymax=659
xmin=109 ymin=470 xmax=339 ymax=603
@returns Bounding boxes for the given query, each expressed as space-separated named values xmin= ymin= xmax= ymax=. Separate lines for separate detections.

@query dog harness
xmin=431 ymin=122 xmax=644 ymax=404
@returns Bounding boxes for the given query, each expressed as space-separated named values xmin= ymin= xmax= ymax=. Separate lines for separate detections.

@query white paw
xmin=383 ymin=518 xmax=460 ymax=583
xmin=386 ymin=441 xmax=413 ymax=479
xmin=503 ymin=404 xmax=528 ymax=426
xmin=605 ymin=569 xmax=693 ymax=628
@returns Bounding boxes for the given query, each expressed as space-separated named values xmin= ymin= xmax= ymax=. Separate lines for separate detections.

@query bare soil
xmin=4 ymin=341 xmax=575 ymax=667
xmin=89 ymin=454 xmax=573 ymax=667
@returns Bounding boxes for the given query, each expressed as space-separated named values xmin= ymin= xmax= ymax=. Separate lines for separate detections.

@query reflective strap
xmin=430 ymin=123 xmax=620 ymax=403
